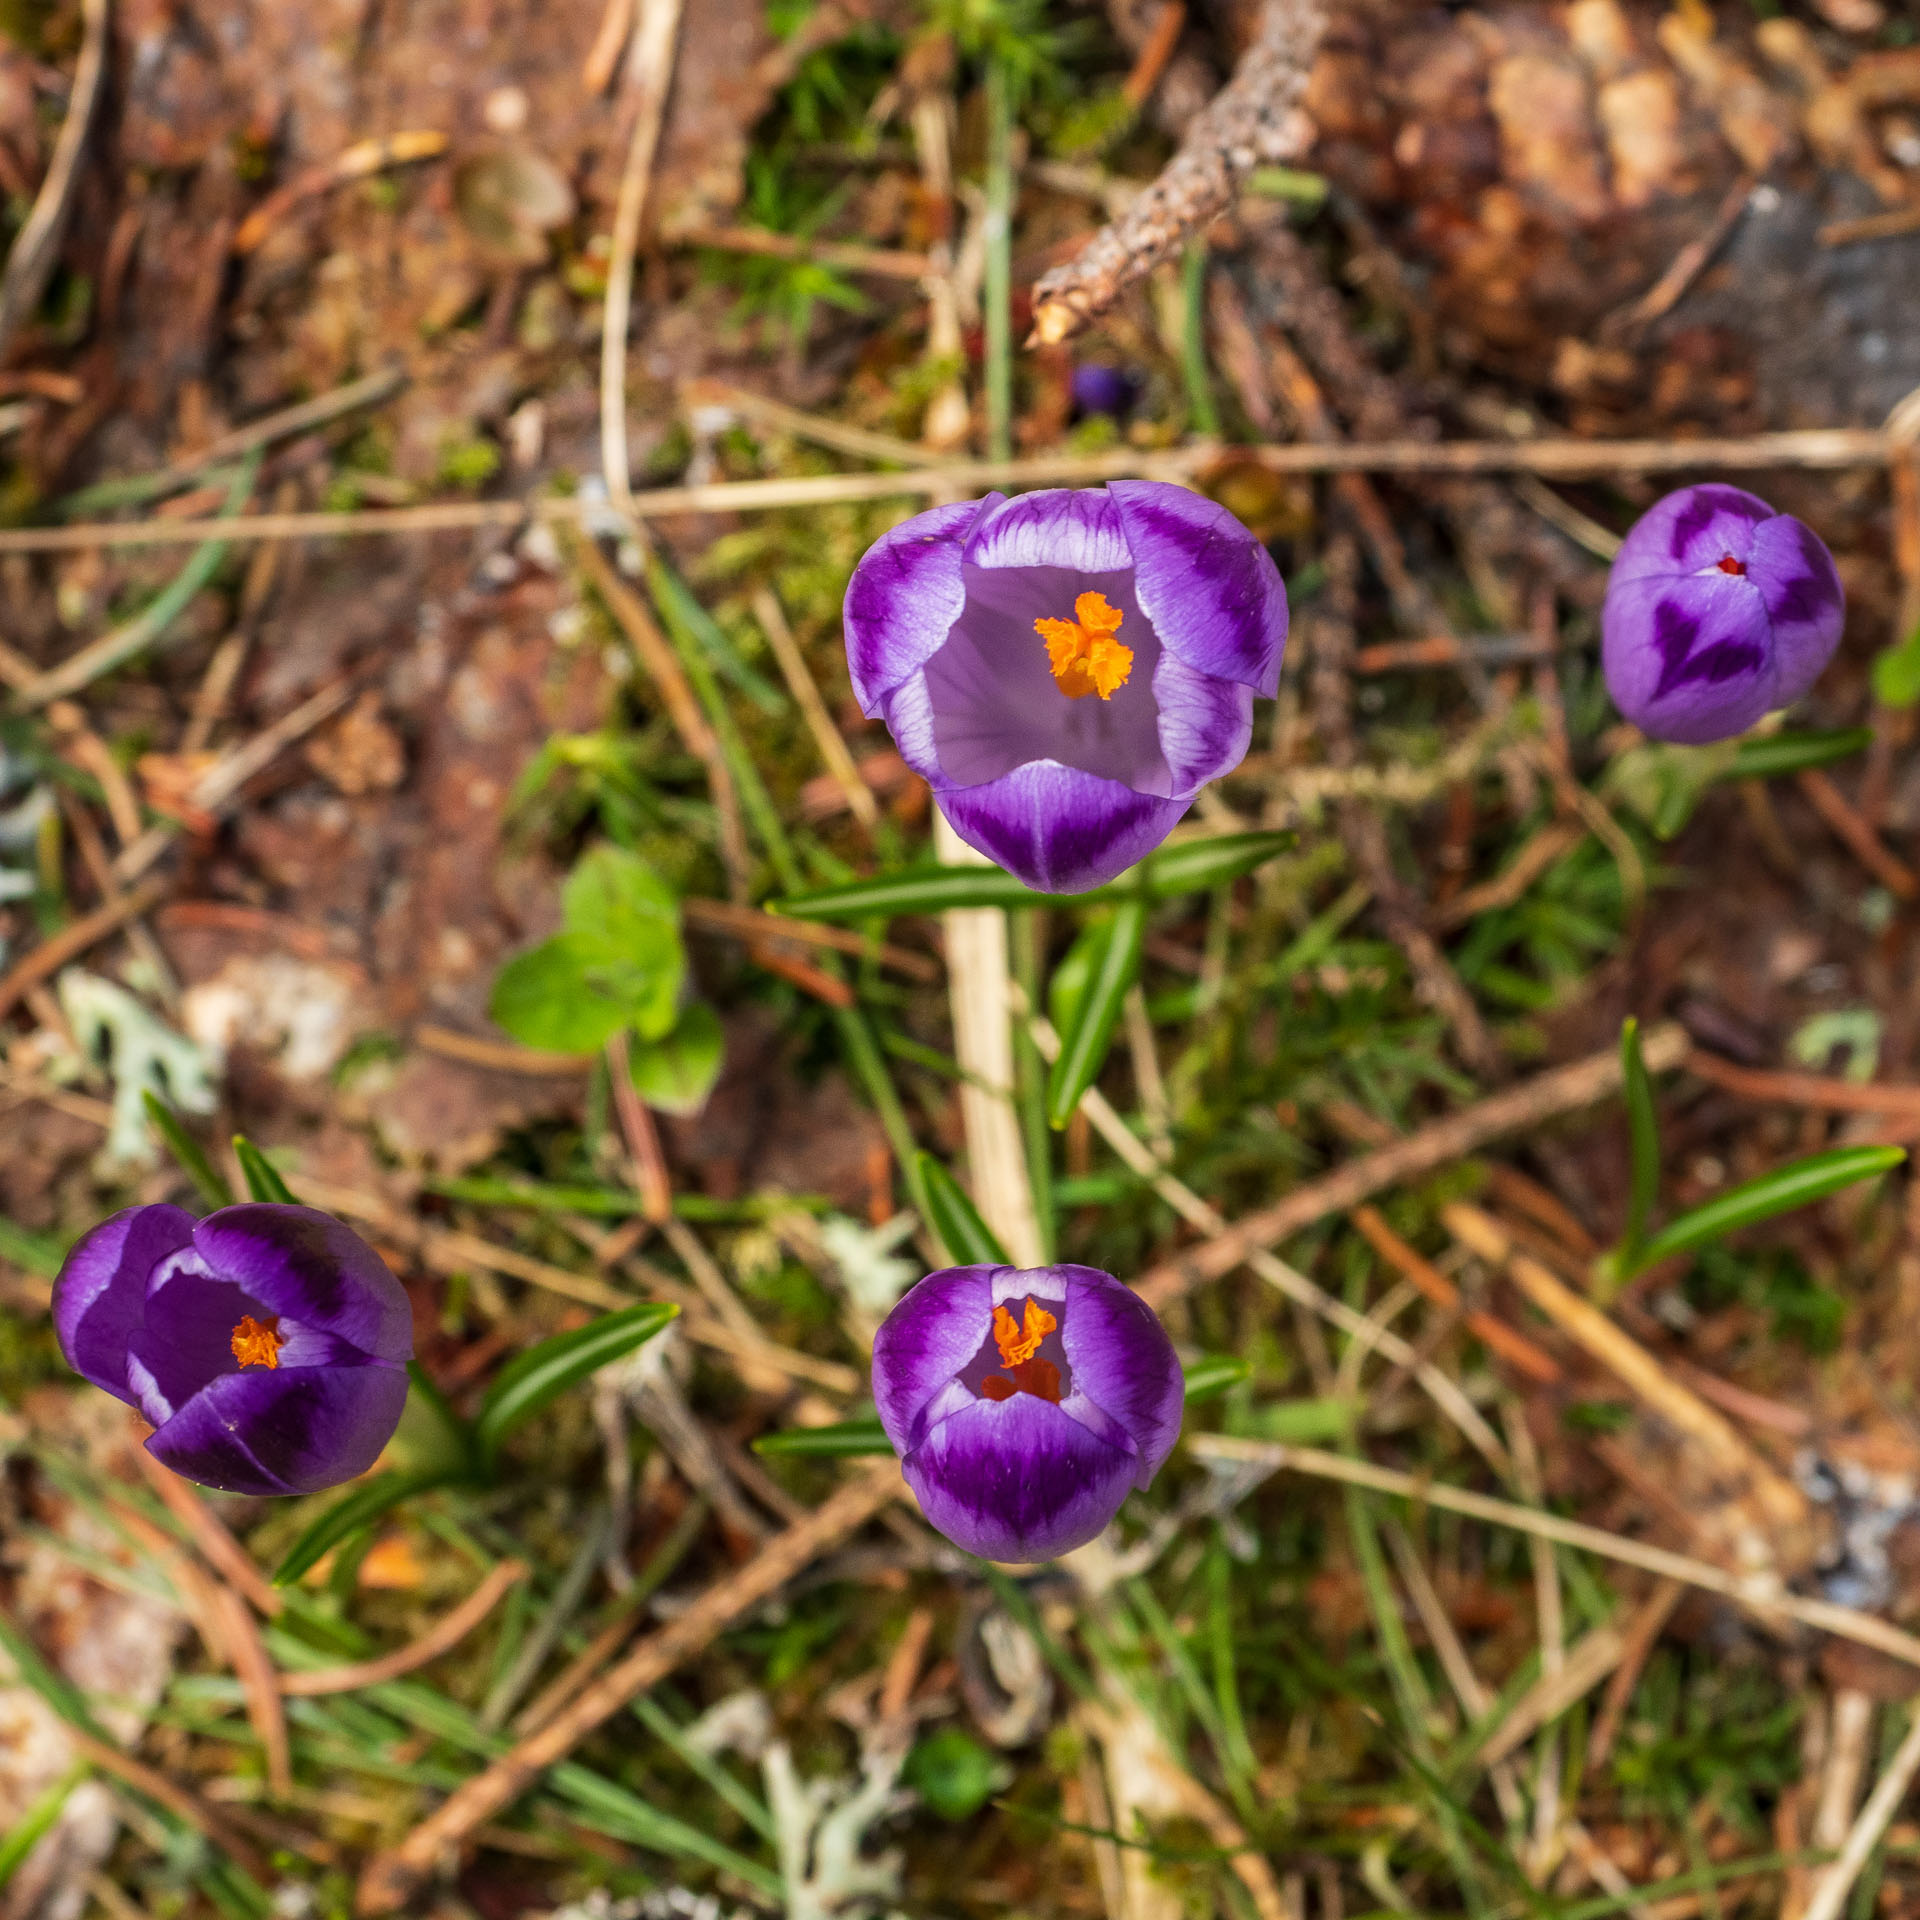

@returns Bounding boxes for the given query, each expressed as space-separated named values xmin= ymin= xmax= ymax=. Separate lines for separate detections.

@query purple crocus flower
xmin=871 ymin=1262 xmax=1182 ymax=1562
xmin=844 ymin=484 xmax=1287 ymax=892
xmin=1071 ymin=363 xmax=1138 ymax=421
xmin=52 ymin=1203 xmax=413 ymax=1496
xmin=1602 ymin=484 xmax=1845 ymax=745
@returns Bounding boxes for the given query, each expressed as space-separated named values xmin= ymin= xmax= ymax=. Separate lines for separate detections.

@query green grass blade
xmin=1726 ymin=727 xmax=1873 ymax=780
xmin=1181 ymin=1355 xmax=1251 ymax=1403
xmin=1635 ymin=1144 xmax=1907 ymax=1273
xmin=272 ymin=1470 xmax=456 ymax=1587
xmin=917 ymin=1152 xmax=1009 ymax=1265
xmin=232 ymin=1135 xmax=295 ymax=1204
xmin=0 ymin=1763 xmax=85 ymax=1890
xmin=144 ymin=1092 xmax=233 ymax=1209
xmin=1047 ymin=899 xmax=1146 ymax=1128
xmin=0 ymin=1215 xmax=65 ymax=1280
xmin=1619 ymin=1017 xmax=1660 ymax=1263
xmin=472 ymin=1301 xmax=678 ymax=1468
xmin=753 ymin=1418 xmax=892 ymax=1457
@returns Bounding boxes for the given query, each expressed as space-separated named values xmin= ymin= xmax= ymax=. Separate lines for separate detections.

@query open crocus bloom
xmin=53 ymin=1202 xmax=413 ymax=1496
xmin=1602 ymin=483 xmax=1845 ymax=745
xmin=845 ymin=483 xmax=1288 ymax=892
xmin=871 ymin=1262 xmax=1182 ymax=1562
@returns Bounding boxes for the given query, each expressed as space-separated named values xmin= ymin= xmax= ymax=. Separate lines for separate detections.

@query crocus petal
xmin=1602 ymin=574 xmax=1776 ymax=745
xmin=901 ymin=1391 xmax=1138 ymax=1562
xmin=51 ymin=1204 xmax=196 ymax=1404
xmin=1152 ymin=651 xmax=1255 ymax=793
xmin=146 ymin=1362 xmax=409 ymax=1498
xmin=844 ymin=498 xmax=995 ymax=712
xmin=1058 ymin=1269 xmax=1186 ymax=1489
xmin=191 ymin=1205 xmax=413 ymax=1363
xmin=1610 ymin=483 xmax=1773 ymax=583
xmin=1110 ymin=480 xmax=1288 ymax=697
xmin=1749 ymin=512 xmax=1845 ymax=705
xmin=963 ymin=488 xmax=1133 ymax=574
xmin=126 ymin=1260 xmax=262 ymax=1424
xmin=871 ymin=1265 xmax=1000 ymax=1455
xmin=937 ymin=761 xmax=1186 ymax=895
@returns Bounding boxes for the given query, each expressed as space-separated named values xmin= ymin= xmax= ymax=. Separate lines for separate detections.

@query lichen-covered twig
xmin=1028 ymin=0 xmax=1327 ymax=345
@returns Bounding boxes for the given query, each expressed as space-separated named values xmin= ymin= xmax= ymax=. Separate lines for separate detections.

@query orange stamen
xmin=1035 ymin=591 xmax=1133 ymax=701
xmin=230 ymin=1315 xmax=282 ymax=1370
xmin=992 ymin=1298 xmax=1058 ymax=1368
xmin=1716 ymin=555 xmax=1746 ymax=576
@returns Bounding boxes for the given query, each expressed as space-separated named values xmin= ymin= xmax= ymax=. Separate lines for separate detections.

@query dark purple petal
xmin=1611 ymin=483 xmax=1773 ymax=583
xmin=871 ymin=1265 xmax=1000 ymax=1455
xmin=843 ymin=498 xmax=994 ymax=712
xmin=146 ymin=1362 xmax=409 ymax=1498
xmin=963 ymin=489 xmax=1133 ymax=575
xmin=1110 ymin=480 xmax=1288 ymax=697
xmin=51 ymin=1204 xmax=196 ymax=1404
xmin=1072 ymin=364 xmax=1137 ymax=420
xmin=1749 ymin=512 xmax=1846 ymax=705
xmin=1152 ymin=651 xmax=1255 ymax=793
xmin=191 ymin=1205 xmax=413 ymax=1363
xmin=937 ymin=763 xmax=1187 ymax=894
xmin=901 ymin=1390 xmax=1138 ymax=1562
xmin=1056 ymin=1268 xmax=1184 ymax=1489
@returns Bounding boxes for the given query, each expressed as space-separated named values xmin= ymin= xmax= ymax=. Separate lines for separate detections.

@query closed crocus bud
xmin=53 ymin=1203 xmax=413 ymax=1496
xmin=871 ymin=1262 xmax=1182 ymax=1562
xmin=845 ymin=484 xmax=1287 ymax=893
xmin=1602 ymin=483 xmax=1845 ymax=745
xmin=1071 ymin=362 xmax=1137 ymax=420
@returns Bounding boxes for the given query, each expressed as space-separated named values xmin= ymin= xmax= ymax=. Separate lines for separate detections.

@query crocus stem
xmin=604 ymin=1030 xmax=673 ymax=1224
xmin=1010 ymin=910 xmax=1057 ymax=1260
xmin=936 ymin=813 xmax=1045 ymax=1265
xmin=983 ymin=53 xmax=1014 ymax=464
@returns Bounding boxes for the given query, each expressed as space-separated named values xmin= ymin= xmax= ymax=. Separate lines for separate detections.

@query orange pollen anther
xmin=230 ymin=1315 xmax=282 ymax=1370
xmin=1035 ymin=591 xmax=1133 ymax=701
xmin=992 ymin=1298 xmax=1058 ymax=1368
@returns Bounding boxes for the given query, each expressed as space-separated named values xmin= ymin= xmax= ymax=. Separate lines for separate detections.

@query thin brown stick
xmin=1687 ymin=1048 xmax=1920 ymax=1120
xmin=354 ymin=1463 xmax=902 ymax=1914
xmin=1134 ymin=1024 xmax=1692 ymax=1311
xmin=672 ymin=223 xmax=932 ymax=280
xmin=0 ymin=874 xmax=171 ymax=1018
xmin=1120 ymin=0 xmax=1189 ymax=108
xmin=135 ymin=1451 xmax=284 ymax=1618
xmin=685 ymin=897 xmax=936 ymax=980
xmin=583 ymin=0 xmax=636 ymax=91
xmin=1433 ymin=820 xmax=1588 ymax=931
xmin=1188 ymin=1436 xmax=1920 ymax=1672
xmin=1802 ymin=1703 xmax=1920 ymax=1920
xmin=1586 ymin=1579 xmax=1684 ymax=1774
xmin=232 ymin=133 xmax=448 ymax=256
xmin=749 ymin=586 xmax=883 ymax=833
xmin=280 ymin=1562 xmax=527 ymax=1696
xmin=65 ymin=1725 xmax=271 ymax=1881
xmin=412 ymin=1024 xmax=592 ymax=1076
xmin=606 ymin=1030 xmax=674 ymax=1224
xmin=601 ymin=0 xmax=685 ymax=512
xmin=0 ymin=0 xmax=108 ymax=356
xmin=0 ymin=430 xmax=1893 ymax=556
xmin=1029 ymin=0 xmax=1328 ymax=343
xmin=1818 ymin=203 xmax=1920 ymax=247
xmin=1604 ymin=173 xmax=1756 ymax=338
xmin=686 ymin=378 xmax=943 ymax=469
xmin=1351 ymin=1206 xmax=1561 ymax=1383
xmin=1796 ymin=768 xmax=1919 ymax=899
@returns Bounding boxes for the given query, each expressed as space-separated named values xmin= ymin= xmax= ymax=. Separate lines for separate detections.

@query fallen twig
xmin=0 ymin=874 xmax=172 ymax=1019
xmin=1796 ymin=767 xmax=1919 ymax=899
xmin=1028 ymin=0 xmax=1328 ymax=343
xmin=1188 ymin=1436 xmax=1920 ymax=1673
xmin=0 ymin=430 xmax=1896 ymax=554
xmin=1687 ymin=1048 xmax=1920 ymax=1120
xmin=1133 ymin=1025 xmax=1692 ymax=1311
xmin=280 ymin=1562 xmax=527 ymax=1696
xmin=0 ymin=0 xmax=109 ymax=358
xmin=354 ymin=1462 xmax=902 ymax=1913
xmin=232 ymin=132 xmax=448 ymax=256
xmin=1802 ymin=1699 xmax=1920 ymax=1920
xmin=673 ymin=223 xmax=933 ymax=280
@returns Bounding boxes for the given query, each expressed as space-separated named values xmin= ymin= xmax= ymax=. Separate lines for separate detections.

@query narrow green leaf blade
xmin=1181 ymin=1355 xmax=1251 ymax=1404
xmin=1047 ymin=899 xmax=1147 ymax=1128
xmin=145 ymin=1092 xmax=233 ymax=1209
xmin=271 ymin=1470 xmax=454 ymax=1587
xmin=233 ymin=1136 xmax=296 ymax=1205
xmin=0 ymin=1215 xmax=65 ymax=1280
xmin=0 ymin=1764 xmax=85 ymax=1891
xmin=1619 ymin=1018 xmax=1660 ymax=1262
xmin=1637 ymin=1144 xmax=1907 ymax=1271
xmin=917 ymin=1152 xmax=1009 ymax=1266
xmin=473 ymin=1301 xmax=678 ymax=1467
xmin=1726 ymin=728 xmax=1873 ymax=780
xmin=753 ymin=1417 xmax=893 ymax=1457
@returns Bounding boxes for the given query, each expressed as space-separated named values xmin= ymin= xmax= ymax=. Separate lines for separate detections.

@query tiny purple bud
xmin=843 ymin=483 xmax=1288 ymax=892
xmin=871 ymin=1263 xmax=1182 ymax=1562
xmin=52 ymin=1202 xmax=414 ymax=1496
xmin=1601 ymin=483 xmax=1845 ymax=745
xmin=1071 ymin=362 xmax=1137 ymax=420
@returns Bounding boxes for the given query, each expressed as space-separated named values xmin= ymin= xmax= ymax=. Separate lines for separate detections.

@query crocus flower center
xmin=1034 ymin=591 xmax=1134 ymax=702
xmin=979 ymin=1296 xmax=1063 ymax=1404
xmin=1716 ymin=555 xmax=1746 ymax=576
xmin=229 ymin=1314 xmax=283 ymax=1370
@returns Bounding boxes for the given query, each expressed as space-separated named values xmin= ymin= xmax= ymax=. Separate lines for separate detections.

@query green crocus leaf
xmin=1181 ymin=1355 xmax=1251 ymax=1403
xmin=1726 ymin=727 xmax=1874 ymax=780
xmin=917 ymin=1152 xmax=1009 ymax=1267
xmin=144 ymin=1092 xmax=233 ymax=1209
xmin=233 ymin=1135 xmax=297 ymax=1205
xmin=271 ymin=1468 xmax=458 ymax=1587
xmin=1047 ymin=899 xmax=1146 ymax=1128
xmin=753 ymin=1416 xmax=893 ymax=1457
